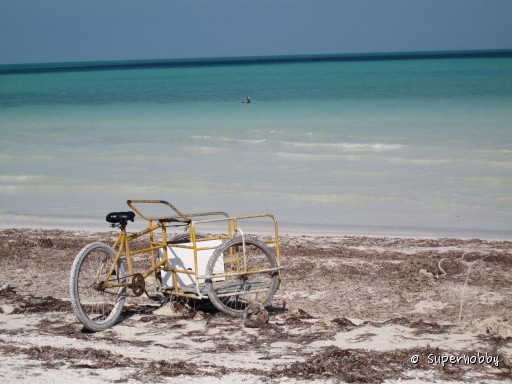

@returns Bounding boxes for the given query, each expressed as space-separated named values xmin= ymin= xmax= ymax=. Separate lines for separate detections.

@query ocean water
xmin=1 ymin=51 xmax=512 ymax=238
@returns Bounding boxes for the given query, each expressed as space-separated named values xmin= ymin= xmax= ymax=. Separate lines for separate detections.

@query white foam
xmin=191 ymin=135 xmax=404 ymax=151
xmin=280 ymin=141 xmax=404 ymax=151
xmin=191 ymin=135 xmax=267 ymax=145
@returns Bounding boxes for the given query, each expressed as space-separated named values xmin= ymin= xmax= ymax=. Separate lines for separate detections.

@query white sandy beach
xmin=0 ymin=228 xmax=511 ymax=383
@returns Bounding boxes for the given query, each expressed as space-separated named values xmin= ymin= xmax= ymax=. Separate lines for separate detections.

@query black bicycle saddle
xmin=106 ymin=211 xmax=136 ymax=223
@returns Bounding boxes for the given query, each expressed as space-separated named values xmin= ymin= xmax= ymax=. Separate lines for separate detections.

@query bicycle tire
xmin=205 ymin=236 xmax=279 ymax=317
xmin=69 ymin=242 xmax=127 ymax=331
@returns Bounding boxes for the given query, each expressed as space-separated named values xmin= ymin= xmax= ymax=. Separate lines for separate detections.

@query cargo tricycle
xmin=69 ymin=200 xmax=282 ymax=331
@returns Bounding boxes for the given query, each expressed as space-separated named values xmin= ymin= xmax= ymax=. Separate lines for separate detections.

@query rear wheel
xmin=69 ymin=242 xmax=127 ymax=331
xmin=205 ymin=237 xmax=279 ymax=317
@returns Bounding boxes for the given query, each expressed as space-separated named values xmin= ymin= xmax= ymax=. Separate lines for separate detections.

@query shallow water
xmin=1 ymin=52 xmax=511 ymax=238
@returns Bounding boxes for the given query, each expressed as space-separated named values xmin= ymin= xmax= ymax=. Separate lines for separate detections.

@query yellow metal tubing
xmin=200 ymin=266 xmax=284 ymax=280
xmin=100 ymin=199 xmax=282 ymax=299
xmin=104 ymin=240 xmax=125 ymax=286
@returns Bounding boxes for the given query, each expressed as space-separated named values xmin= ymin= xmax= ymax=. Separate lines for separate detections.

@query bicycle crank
xmin=131 ymin=273 xmax=145 ymax=296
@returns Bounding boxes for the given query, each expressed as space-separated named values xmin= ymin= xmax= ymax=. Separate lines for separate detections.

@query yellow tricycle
xmin=69 ymin=200 xmax=282 ymax=331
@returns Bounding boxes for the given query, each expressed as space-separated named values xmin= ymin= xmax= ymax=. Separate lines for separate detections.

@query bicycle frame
xmin=100 ymin=200 xmax=282 ymax=300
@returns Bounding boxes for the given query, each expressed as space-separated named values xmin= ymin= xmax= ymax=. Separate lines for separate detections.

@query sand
xmin=0 ymin=228 xmax=511 ymax=383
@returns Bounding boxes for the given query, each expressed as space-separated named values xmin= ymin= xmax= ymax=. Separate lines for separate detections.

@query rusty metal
xmin=92 ymin=281 xmax=105 ymax=292
xmin=131 ymin=273 xmax=145 ymax=296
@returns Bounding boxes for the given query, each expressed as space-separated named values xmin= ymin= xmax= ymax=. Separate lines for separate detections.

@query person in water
xmin=243 ymin=96 xmax=251 ymax=103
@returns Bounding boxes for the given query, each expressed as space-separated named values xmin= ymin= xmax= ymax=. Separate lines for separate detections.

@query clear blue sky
xmin=1 ymin=0 xmax=511 ymax=64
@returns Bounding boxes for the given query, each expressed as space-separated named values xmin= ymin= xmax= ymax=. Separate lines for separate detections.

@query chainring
xmin=131 ymin=273 xmax=145 ymax=296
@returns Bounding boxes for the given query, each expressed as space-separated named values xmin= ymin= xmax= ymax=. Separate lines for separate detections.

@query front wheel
xmin=69 ymin=242 xmax=127 ymax=331
xmin=205 ymin=237 xmax=280 ymax=317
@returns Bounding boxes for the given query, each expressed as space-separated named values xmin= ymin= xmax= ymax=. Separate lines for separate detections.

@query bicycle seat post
xmin=119 ymin=220 xmax=128 ymax=232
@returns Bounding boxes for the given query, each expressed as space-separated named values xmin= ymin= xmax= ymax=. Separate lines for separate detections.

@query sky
xmin=1 ymin=0 xmax=511 ymax=65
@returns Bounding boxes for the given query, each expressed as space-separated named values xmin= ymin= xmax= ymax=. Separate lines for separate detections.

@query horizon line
xmin=1 ymin=48 xmax=512 ymax=75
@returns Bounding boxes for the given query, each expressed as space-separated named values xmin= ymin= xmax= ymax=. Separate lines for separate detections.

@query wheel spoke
xmin=70 ymin=243 xmax=127 ymax=331
xmin=206 ymin=237 xmax=279 ymax=317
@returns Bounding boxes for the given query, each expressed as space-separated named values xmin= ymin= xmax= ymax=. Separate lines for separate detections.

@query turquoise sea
xmin=1 ymin=51 xmax=512 ymax=238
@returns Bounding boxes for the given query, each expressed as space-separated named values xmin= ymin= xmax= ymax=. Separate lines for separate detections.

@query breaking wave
xmin=191 ymin=135 xmax=403 ymax=151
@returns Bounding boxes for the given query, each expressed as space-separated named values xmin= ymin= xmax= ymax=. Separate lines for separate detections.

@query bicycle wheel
xmin=205 ymin=237 xmax=279 ymax=317
xmin=69 ymin=242 xmax=127 ymax=331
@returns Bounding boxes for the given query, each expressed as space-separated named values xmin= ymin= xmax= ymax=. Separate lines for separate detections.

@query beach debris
xmin=285 ymin=308 xmax=315 ymax=322
xmin=465 ymin=316 xmax=512 ymax=338
xmin=0 ymin=283 xmax=17 ymax=293
xmin=37 ymin=238 xmax=54 ymax=248
xmin=153 ymin=301 xmax=196 ymax=318
xmin=457 ymin=252 xmax=491 ymax=322
xmin=0 ymin=304 xmax=15 ymax=314
xmin=193 ymin=311 xmax=206 ymax=321
xmin=273 ymin=298 xmax=286 ymax=309
xmin=332 ymin=317 xmax=364 ymax=331
xmin=244 ymin=302 xmax=269 ymax=328
xmin=418 ymin=268 xmax=436 ymax=285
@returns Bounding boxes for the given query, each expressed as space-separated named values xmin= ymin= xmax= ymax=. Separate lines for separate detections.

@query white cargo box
xmin=158 ymin=239 xmax=223 ymax=288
